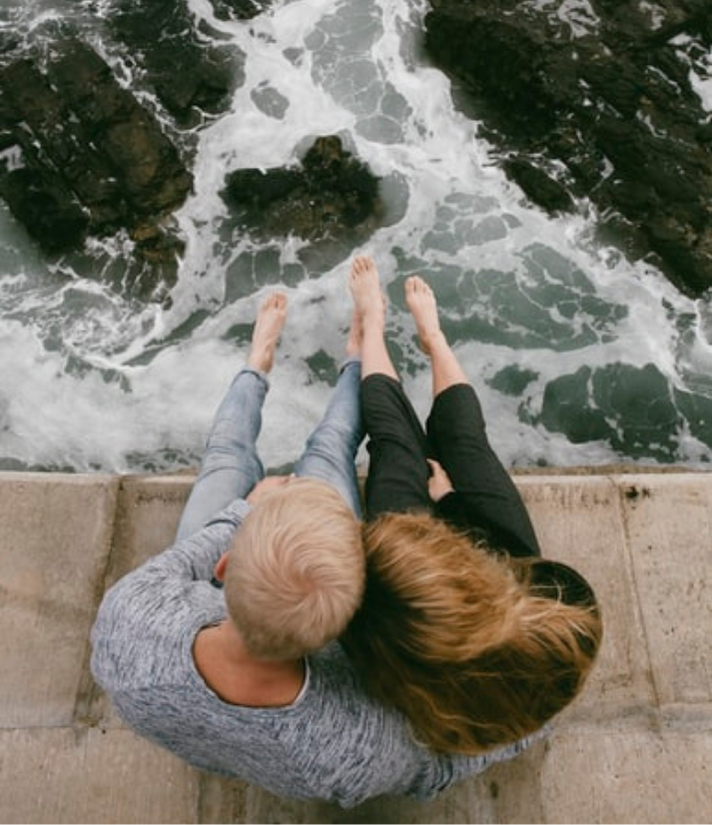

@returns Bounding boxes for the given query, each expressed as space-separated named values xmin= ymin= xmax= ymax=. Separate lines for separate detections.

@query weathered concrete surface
xmin=0 ymin=474 xmax=119 ymax=728
xmin=0 ymin=469 xmax=709 ymax=824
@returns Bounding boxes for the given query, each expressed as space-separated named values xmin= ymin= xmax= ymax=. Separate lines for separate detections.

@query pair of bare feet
xmin=246 ymin=254 xmax=443 ymax=373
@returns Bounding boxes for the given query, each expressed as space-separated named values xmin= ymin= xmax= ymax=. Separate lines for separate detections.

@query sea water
xmin=1 ymin=0 xmax=710 ymax=474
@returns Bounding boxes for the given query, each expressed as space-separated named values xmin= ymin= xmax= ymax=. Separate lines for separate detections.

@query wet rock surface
xmin=0 ymin=0 xmax=270 ymax=301
xmin=0 ymin=0 xmax=709 ymax=304
xmin=212 ymin=0 xmax=274 ymax=22
xmin=105 ymin=0 xmax=247 ymax=126
xmin=222 ymin=135 xmax=383 ymax=243
xmin=424 ymin=0 xmax=711 ymax=297
xmin=0 ymin=40 xmax=193 ymax=296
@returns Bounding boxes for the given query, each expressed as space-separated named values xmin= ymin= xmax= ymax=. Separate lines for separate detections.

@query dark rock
xmin=0 ymin=40 xmax=191 ymax=297
xmin=424 ymin=5 xmax=561 ymax=137
xmin=0 ymin=80 xmax=90 ymax=253
xmin=222 ymin=135 xmax=383 ymax=243
xmin=0 ymin=41 xmax=191 ymax=228
xmin=211 ymin=0 xmax=273 ymax=22
xmin=1 ymin=57 xmax=128 ymax=234
xmin=130 ymin=222 xmax=185 ymax=267
xmin=47 ymin=40 xmax=193 ymax=216
xmin=0 ymin=164 xmax=89 ymax=253
xmin=226 ymin=168 xmax=304 ymax=210
xmin=488 ymin=365 xmax=539 ymax=397
xmin=424 ymin=0 xmax=712 ymax=296
xmin=502 ymin=159 xmax=574 ymax=214
xmin=107 ymin=0 xmax=246 ymax=124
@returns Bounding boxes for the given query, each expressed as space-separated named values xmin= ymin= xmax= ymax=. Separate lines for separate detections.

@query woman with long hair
xmin=342 ymin=255 xmax=603 ymax=755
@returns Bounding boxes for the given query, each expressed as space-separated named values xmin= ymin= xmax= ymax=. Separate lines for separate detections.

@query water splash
xmin=1 ymin=0 xmax=710 ymax=472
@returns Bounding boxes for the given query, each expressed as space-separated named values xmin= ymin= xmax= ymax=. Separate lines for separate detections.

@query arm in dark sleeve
xmin=427 ymin=383 xmax=541 ymax=558
xmin=361 ymin=374 xmax=433 ymax=520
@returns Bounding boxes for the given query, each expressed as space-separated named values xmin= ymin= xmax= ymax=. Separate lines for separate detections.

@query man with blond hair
xmin=91 ymin=276 xmax=543 ymax=809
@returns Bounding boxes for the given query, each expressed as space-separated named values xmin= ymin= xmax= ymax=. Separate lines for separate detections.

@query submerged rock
xmin=424 ymin=0 xmax=711 ymax=296
xmin=535 ymin=362 xmax=694 ymax=461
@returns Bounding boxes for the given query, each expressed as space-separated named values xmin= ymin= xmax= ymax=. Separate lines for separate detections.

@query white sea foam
xmin=672 ymin=35 xmax=712 ymax=112
xmin=527 ymin=0 xmax=600 ymax=37
xmin=0 ymin=0 xmax=710 ymax=472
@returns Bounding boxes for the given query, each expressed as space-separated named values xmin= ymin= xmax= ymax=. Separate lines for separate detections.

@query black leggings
xmin=361 ymin=374 xmax=540 ymax=557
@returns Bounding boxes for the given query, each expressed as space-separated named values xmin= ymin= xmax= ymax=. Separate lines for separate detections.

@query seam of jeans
xmin=339 ymin=355 xmax=362 ymax=373
xmin=236 ymin=366 xmax=270 ymax=390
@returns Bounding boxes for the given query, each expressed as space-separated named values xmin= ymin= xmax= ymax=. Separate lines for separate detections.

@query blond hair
xmin=224 ymin=478 xmax=365 ymax=661
xmin=342 ymin=512 xmax=602 ymax=754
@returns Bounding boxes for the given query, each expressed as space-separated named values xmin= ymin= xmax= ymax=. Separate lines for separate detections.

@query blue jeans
xmin=176 ymin=358 xmax=363 ymax=540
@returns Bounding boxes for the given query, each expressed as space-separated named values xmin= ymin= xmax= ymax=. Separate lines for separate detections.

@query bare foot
xmin=405 ymin=275 xmax=445 ymax=354
xmin=348 ymin=255 xmax=385 ymax=328
xmin=247 ymin=292 xmax=288 ymax=373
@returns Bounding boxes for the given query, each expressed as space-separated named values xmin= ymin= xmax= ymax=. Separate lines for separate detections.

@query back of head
xmin=224 ymin=477 xmax=365 ymax=661
xmin=342 ymin=512 xmax=603 ymax=754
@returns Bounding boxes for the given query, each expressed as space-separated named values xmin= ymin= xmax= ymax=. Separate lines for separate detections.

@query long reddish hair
xmin=342 ymin=512 xmax=602 ymax=754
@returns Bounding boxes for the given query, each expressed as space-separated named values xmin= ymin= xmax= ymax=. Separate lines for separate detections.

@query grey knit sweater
xmin=90 ymin=499 xmax=543 ymax=808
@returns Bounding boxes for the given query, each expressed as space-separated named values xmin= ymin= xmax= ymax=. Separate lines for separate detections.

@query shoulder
xmin=285 ymin=644 xmax=449 ymax=804
xmin=91 ymin=576 xmax=223 ymax=691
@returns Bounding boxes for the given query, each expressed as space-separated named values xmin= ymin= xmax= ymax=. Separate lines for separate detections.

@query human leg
xmin=293 ymin=349 xmax=364 ymax=517
xmin=405 ymin=274 xmax=469 ymax=397
xmin=349 ymin=255 xmax=431 ymax=519
xmin=404 ymin=272 xmax=487 ymax=469
xmin=404 ymin=273 xmax=499 ymax=473
xmin=427 ymin=382 xmax=541 ymax=556
xmin=361 ymin=374 xmax=432 ymax=519
xmin=406 ymin=279 xmax=541 ymax=556
xmin=175 ymin=293 xmax=287 ymax=540
xmin=403 ymin=274 xmax=496 ymax=468
xmin=348 ymin=255 xmax=397 ymax=381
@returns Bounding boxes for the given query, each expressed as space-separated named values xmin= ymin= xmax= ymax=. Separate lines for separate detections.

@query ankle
xmin=420 ymin=328 xmax=446 ymax=350
xmin=247 ymin=348 xmax=272 ymax=373
xmin=361 ymin=312 xmax=385 ymax=333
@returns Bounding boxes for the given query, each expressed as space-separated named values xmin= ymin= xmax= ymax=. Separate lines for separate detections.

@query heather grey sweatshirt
xmin=90 ymin=498 xmax=543 ymax=808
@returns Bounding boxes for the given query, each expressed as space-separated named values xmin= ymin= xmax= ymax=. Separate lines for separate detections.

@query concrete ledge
xmin=0 ymin=469 xmax=710 ymax=824
xmin=0 ymin=728 xmax=199 ymax=824
xmin=0 ymin=474 xmax=119 ymax=728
